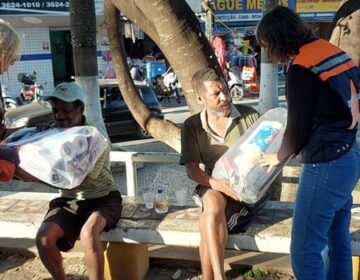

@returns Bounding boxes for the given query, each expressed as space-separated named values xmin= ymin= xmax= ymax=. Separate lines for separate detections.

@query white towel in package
xmin=212 ymin=107 xmax=291 ymax=204
xmin=4 ymin=126 xmax=107 ymax=189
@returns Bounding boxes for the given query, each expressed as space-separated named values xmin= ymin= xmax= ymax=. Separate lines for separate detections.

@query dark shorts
xmin=193 ymin=185 xmax=269 ymax=234
xmin=42 ymin=190 xmax=123 ymax=252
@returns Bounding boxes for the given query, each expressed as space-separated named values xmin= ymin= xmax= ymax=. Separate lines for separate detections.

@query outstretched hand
xmin=209 ymin=177 xmax=240 ymax=201
xmin=259 ymin=153 xmax=280 ymax=173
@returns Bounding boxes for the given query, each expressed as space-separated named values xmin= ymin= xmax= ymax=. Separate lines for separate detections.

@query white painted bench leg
xmin=103 ymin=242 xmax=149 ymax=280
xmin=353 ymin=257 xmax=359 ymax=280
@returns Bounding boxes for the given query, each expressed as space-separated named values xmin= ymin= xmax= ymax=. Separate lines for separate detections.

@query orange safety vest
xmin=292 ymin=39 xmax=360 ymax=130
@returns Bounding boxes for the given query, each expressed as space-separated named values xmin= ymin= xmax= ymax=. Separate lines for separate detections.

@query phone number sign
xmin=0 ymin=1 xmax=70 ymax=14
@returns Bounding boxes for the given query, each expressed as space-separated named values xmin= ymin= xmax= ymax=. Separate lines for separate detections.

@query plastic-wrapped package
xmin=212 ymin=107 xmax=291 ymax=204
xmin=4 ymin=126 xmax=107 ymax=189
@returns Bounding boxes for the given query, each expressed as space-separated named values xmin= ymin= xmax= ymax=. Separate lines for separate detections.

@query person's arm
xmin=185 ymin=162 xmax=239 ymax=201
xmin=14 ymin=166 xmax=41 ymax=182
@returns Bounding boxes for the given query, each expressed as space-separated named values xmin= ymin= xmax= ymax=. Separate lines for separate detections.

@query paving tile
xmin=0 ymin=199 xmax=17 ymax=212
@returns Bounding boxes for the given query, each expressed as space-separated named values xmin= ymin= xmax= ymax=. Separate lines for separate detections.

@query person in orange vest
xmin=257 ymin=6 xmax=360 ymax=280
xmin=0 ymin=19 xmax=21 ymax=182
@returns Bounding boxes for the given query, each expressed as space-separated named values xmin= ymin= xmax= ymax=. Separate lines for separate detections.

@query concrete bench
xmin=1 ymin=191 xmax=360 ymax=279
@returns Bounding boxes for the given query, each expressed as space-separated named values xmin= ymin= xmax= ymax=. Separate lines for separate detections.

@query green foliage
xmin=243 ymin=268 xmax=267 ymax=278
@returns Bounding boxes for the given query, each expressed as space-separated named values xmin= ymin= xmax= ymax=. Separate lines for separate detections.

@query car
xmin=4 ymin=79 xmax=163 ymax=139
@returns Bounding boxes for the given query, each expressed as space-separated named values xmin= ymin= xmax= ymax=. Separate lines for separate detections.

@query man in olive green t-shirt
xmin=180 ymin=68 xmax=268 ymax=280
xmin=15 ymin=82 xmax=122 ymax=280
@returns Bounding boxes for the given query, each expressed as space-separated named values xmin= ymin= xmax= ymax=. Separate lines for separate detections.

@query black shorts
xmin=42 ymin=191 xmax=123 ymax=252
xmin=193 ymin=185 xmax=269 ymax=234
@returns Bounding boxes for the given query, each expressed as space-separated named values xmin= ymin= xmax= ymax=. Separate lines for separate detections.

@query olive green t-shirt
xmin=180 ymin=104 xmax=259 ymax=175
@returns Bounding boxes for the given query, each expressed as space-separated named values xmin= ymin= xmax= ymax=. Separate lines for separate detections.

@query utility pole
xmin=201 ymin=0 xmax=214 ymax=41
xmin=258 ymin=0 xmax=279 ymax=114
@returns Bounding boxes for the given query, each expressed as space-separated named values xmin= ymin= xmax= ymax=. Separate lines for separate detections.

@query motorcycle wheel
xmin=230 ymin=85 xmax=244 ymax=101
xmin=5 ymin=102 xmax=17 ymax=112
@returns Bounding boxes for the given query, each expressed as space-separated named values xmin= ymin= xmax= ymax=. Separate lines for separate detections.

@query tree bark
xmin=104 ymin=1 xmax=181 ymax=152
xmin=70 ymin=0 xmax=106 ymax=135
xmin=329 ymin=0 xmax=360 ymax=66
xmin=109 ymin=0 xmax=221 ymax=114
xmin=104 ymin=0 xmax=223 ymax=151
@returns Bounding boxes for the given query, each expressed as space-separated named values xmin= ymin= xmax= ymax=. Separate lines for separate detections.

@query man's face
xmin=50 ymin=99 xmax=84 ymax=128
xmin=199 ymin=79 xmax=231 ymax=118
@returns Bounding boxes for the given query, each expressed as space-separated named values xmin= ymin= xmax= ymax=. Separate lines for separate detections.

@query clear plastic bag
xmin=4 ymin=126 xmax=107 ymax=189
xmin=212 ymin=107 xmax=290 ymax=203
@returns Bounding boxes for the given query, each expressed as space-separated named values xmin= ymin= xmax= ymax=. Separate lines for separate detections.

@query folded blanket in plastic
xmin=2 ymin=126 xmax=107 ymax=189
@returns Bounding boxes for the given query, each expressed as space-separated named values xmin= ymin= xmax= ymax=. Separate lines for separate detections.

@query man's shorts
xmin=193 ymin=185 xmax=269 ymax=234
xmin=42 ymin=190 xmax=123 ymax=252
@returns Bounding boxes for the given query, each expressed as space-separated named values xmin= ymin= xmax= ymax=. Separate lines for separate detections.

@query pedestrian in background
xmin=0 ymin=19 xmax=21 ymax=180
xmin=257 ymin=6 xmax=360 ymax=280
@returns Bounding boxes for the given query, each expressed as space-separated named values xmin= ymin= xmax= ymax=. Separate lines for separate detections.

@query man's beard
xmin=209 ymin=102 xmax=230 ymax=117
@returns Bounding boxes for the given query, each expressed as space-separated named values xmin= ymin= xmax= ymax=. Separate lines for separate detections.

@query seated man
xmin=13 ymin=82 xmax=122 ymax=280
xmin=180 ymin=67 xmax=268 ymax=280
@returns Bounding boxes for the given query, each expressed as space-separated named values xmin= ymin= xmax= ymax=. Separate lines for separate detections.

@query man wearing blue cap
xmin=18 ymin=82 xmax=122 ymax=280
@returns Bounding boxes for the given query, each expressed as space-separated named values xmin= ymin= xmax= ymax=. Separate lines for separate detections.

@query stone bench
xmin=1 ymin=191 xmax=360 ymax=279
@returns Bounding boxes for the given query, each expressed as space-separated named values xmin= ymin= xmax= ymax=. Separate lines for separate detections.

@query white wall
xmin=2 ymin=27 xmax=54 ymax=98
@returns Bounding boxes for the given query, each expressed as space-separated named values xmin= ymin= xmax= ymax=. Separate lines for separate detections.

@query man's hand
xmin=209 ymin=177 xmax=240 ymax=201
xmin=259 ymin=153 xmax=280 ymax=173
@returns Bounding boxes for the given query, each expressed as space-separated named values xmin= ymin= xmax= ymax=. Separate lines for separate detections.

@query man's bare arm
xmin=14 ymin=166 xmax=43 ymax=183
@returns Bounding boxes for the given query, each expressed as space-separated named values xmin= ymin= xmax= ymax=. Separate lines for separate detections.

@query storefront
xmin=211 ymin=0 xmax=341 ymax=95
xmin=213 ymin=0 xmax=341 ymax=43
xmin=0 ymin=0 xmax=201 ymax=98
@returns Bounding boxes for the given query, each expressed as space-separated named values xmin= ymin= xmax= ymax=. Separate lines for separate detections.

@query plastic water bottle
xmin=155 ymin=187 xmax=168 ymax=214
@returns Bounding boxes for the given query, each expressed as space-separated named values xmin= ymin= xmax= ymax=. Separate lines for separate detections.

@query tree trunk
xmin=104 ymin=1 xmax=181 ymax=152
xmin=258 ymin=0 xmax=279 ymax=115
xmin=104 ymin=0 xmax=222 ymax=151
xmin=109 ymin=0 xmax=221 ymax=115
xmin=70 ymin=0 xmax=106 ymax=135
xmin=329 ymin=0 xmax=360 ymax=66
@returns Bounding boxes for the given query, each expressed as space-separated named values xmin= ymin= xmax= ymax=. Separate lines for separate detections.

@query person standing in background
xmin=257 ymin=6 xmax=360 ymax=280
xmin=0 ymin=19 xmax=21 ymax=181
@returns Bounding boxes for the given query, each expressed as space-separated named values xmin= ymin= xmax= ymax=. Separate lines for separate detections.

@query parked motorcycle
xmin=3 ymin=72 xmax=44 ymax=112
xmin=152 ymin=68 xmax=181 ymax=104
xmin=227 ymin=66 xmax=244 ymax=101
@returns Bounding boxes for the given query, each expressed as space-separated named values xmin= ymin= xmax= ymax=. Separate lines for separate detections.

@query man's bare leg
xmin=36 ymin=222 xmax=66 ymax=280
xmin=199 ymin=223 xmax=214 ymax=279
xmin=80 ymin=212 xmax=107 ymax=280
xmin=199 ymin=189 xmax=228 ymax=280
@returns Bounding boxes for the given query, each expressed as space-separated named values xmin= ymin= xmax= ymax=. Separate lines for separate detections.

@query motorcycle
xmin=3 ymin=72 xmax=44 ymax=112
xmin=227 ymin=66 xmax=244 ymax=101
xmin=152 ymin=68 xmax=181 ymax=104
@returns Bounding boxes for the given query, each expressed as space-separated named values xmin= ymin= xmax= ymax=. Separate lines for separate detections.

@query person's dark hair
xmin=191 ymin=67 xmax=221 ymax=96
xmin=256 ymin=6 xmax=312 ymax=62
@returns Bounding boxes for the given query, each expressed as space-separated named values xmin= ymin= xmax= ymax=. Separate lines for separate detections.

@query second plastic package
xmin=4 ymin=126 xmax=107 ymax=189
xmin=212 ymin=107 xmax=290 ymax=204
